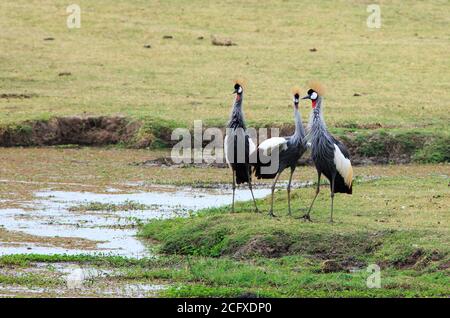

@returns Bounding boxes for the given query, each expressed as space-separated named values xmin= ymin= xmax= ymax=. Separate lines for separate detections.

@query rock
xmin=211 ymin=35 xmax=236 ymax=46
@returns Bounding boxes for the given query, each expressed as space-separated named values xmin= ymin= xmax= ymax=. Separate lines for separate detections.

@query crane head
xmin=291 ymin=87 xmax=301 ymax=106
xmin=293 ymin=93 xmax=300 ymax=106
xmin=302 ymin=89 xmax=319 ymax=108
xmin=233 ymin=83 xmax=243 ymax=95
xmin=302 ymin=81 xmax=325 ymax=108
xmin=233 ymin=79 xmax=245 ymax=95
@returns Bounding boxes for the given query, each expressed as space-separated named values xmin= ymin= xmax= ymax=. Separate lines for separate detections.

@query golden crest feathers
xmin=308 ymin=80 xmax=326 ymax=96
xmin=234 ymin=78 xmax=246 ymax=88
xmin=291 ymin=86 xmax=301 ymax=95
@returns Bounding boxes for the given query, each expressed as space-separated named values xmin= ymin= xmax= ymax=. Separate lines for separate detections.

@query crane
xmin=224 ymin=81 xmax=259 ymax=213
xmin=254 ymin=89 xmax=307 ymax=217
xmin=300 ymin=83 xmax=353 ymax=223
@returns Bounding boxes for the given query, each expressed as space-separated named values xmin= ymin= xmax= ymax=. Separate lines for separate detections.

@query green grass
xmin=68 ymin=200 xmax=154 ymax=212
xmin=0 ymin=273 xmax=61 ymax=288
xmin=0 ymin=253 xmax=164 ymax=268
xmin=1 ymin=172 xmax=448 ymax=297
xmin=0 ymin=0 xmax=449 ymax=133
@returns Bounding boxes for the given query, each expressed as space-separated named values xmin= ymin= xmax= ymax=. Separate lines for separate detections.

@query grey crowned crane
xmin=301 ymin=83 xmax=353 ymax=223
xmin=254 ymin=89 xmax=307 ymax=217
xmin=224 ymin=81 xmax=259 ymax=213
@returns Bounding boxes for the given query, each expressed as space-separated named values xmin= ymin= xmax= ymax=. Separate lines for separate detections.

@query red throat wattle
xmin=236 ymin=94 xmax=241 ymax=102
xmin=312 ymin=100 xmax=317 ymax=108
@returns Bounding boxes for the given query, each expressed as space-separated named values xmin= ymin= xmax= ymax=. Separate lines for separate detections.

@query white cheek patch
xmin=293 ymin=97 xmax=299 ymax=103
xmin=238 ymin=87 xmax=243 ymax=94
xmin=310 ymin=92 xmax=318 ymax=100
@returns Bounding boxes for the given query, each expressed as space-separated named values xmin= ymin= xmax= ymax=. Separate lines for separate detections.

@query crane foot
xmin=268 ymin=211 xmax=277 ymax=218
xmin=298 ymin=214 xmax=312 ymax=222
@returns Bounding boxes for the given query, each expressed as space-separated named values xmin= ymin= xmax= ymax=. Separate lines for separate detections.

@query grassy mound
xmin=138 ymin=174 xmax=449 ymax=297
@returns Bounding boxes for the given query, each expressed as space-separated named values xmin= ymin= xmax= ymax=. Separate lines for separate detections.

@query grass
xmin=0 ymin=273 xmax=61 ymax=288
xmin=1 ymin=252 xmax=448 ymax=297
xmin=69 ymin=200 xmax=154 ymax=212
xmin=0 ymin=0 xmax=449 ymax=133
xmin=137 ymin=173 xmax=450 ymax=297
xmin=0 ymin=148 xmax=448 ymax=297
xmin=0 ymin=253 xmax=168 ymax=268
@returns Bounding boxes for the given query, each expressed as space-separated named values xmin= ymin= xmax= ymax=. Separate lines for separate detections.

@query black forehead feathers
xmin=234 ymin=83 xmax=240 ymax=89
xmin=294 ymin=93 xmax=299 ymax=99
xmin=307 ymin=89 xmax=316 ymax=95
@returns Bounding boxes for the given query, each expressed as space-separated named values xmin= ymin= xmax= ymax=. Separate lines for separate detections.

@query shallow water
xmin=0 ymin=185 xmax=270 ymax=257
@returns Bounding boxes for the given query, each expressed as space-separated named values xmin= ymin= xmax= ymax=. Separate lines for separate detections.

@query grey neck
xmin=307 ymin=96 xmax=327 ymax=140
xmin=227 ymin=94 xmax=246 ymax=129
xmin=291 ymin=104 xmax=305 ymax=143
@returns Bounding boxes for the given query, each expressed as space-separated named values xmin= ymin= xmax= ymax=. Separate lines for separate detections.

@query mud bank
xmin=0 ymin=116 xmax=448 ymax=164
xmin=0 ymin=116 xmax=139 ymax=147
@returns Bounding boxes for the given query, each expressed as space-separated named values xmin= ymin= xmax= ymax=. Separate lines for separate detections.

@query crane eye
xmin=310 ymin=92 xmax=318 ymax=100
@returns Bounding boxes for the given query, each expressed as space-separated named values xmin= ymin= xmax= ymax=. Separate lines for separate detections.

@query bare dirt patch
xmin=0 ymin=228 xmax=101 ymax=250
xmin=0 ymin=93 xmax=36 ymax=99
xmin=131 ymin=157 xmax=228 ymax=169
xmin=0 ymin=116 xmax=140 ymax=147
xmin=391 ymin=249 xmax=445 ymax=270
xmin=211 ymin=35 xmax=236 ymax=46
xmin=233 ymin=234 xmax=292 ymax=259
xmin=231 ymin=230 xmax=384 ymax=272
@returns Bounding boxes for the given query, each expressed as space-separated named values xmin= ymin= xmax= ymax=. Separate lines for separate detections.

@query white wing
xmin=333 ymin=144 xmax=353 ymax=187
xmin=224 ymin=133 xmax=256 ymax=165
xmin=249 ymin=136 xmax=256 ymax=156
xmin=258 ymin=137 xmax=288 ymax=153
xmin=224 ymin=135 xmax=231 ymax=164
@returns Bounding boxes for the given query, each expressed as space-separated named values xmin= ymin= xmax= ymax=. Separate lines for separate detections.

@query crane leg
xmin=246 ymin=165 xmax=259 ymax=213
xmin=287 ymin=167 xmax=294 ymax=216
xmin=231 ymin=170 xmax=236 ymax=213
xmin=301 ymin=172 xmax=321 ymax=221
xmin=268 ymin=172 xmax=281 ymax=217
xmin=330 ymin=174 xmax=335 ymax=223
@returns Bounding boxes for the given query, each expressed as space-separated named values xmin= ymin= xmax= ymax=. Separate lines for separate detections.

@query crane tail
xmin=333 ymin=173 xmax=352 ymax=194
xmin=234 ymin=163 xmax=251 ymax=184
xmin=254 ymin=163 xmax=277 ymax=179
xmin=252 ymin=151 xmax=278 ymax=179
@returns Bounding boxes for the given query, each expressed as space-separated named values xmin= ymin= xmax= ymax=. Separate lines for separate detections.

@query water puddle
xmin=0 ymin=282 xmax=165 ymax=298
xmin=0 ymin=185 xmax=270 ymax=257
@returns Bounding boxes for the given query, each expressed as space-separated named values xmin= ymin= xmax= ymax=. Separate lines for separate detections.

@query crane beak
xmin=232 ymin=89 xmax=237 ymax=94
xmin=302 ymin=95 xmax=310 ymax=100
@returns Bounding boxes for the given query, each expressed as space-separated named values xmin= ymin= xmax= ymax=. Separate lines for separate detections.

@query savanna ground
xmin=0 ymin=148 xmax=448 ymax=297
xmin=0 ymin=0 xmax=449 ymax=297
